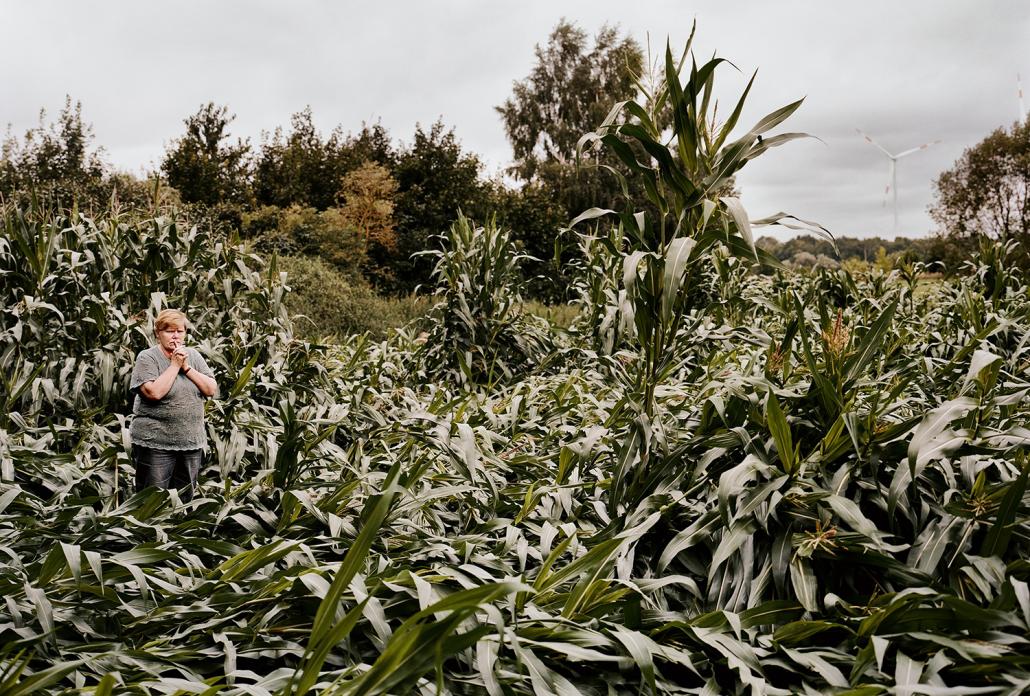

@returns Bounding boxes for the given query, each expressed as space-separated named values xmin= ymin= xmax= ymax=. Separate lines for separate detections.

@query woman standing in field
xmin=130 ymin=309 xmax=218 ymax=500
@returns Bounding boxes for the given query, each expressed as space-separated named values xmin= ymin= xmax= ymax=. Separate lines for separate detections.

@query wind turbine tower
xmin=856 ymin=129 xmax=941 ymax=236
xmin=1019 ymin=73 xmax=1026 ymax=123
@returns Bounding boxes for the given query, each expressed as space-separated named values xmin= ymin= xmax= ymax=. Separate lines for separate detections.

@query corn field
xmin=2 ymin=37 xmax=1030 ymax=695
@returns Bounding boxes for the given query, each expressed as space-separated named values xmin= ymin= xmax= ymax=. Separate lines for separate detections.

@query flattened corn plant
xmin=3 ymin=31 xmax=1030 ymax=696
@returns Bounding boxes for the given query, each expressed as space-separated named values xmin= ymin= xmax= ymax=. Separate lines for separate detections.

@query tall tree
xmin=498 ymin=20 xmax=642 ymax=180
xmin=162 ymin=103 xmax=251 ymax=206
xmin=340 ymin=122 xmax=397 ymax=173
xmin=387 ymin=120 xmax=490 ymax=293
xmin=394 ymin=121 xmax=488 ymax=235
xmin=339 ymin=161 xmax=398 ymax=250
xmin=337 ymin=161 xmax=400 ymax=288
xmin=0 ymin=96 xmax=110 ymax=208
xmin=930 ymin=117 xmax=1030 ymax=251
xmin=253 ymin=107 xmax=334 ymax=209
xmin=496 ymin=19 xmax=643 ymax=215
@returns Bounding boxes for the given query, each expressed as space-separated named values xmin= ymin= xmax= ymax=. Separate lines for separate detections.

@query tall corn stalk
xmin=417 ymin=213 xmax=551 ymax=389
xmin=575 ymin=26 xmax=822 ymax=513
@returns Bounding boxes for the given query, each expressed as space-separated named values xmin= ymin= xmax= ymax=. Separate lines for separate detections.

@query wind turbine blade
xmin=895 ymin=140 xmax=942 ymax=159
xmin=856 ymin=128 xmax=894 ymax=158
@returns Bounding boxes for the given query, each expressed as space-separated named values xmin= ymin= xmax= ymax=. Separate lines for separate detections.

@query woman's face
xmin=156 ymin=321 xmax=187 ymax=354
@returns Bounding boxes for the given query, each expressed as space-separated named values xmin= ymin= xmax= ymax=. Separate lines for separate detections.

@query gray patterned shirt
xmin=129 ymin=346 xmax=217 ymax=450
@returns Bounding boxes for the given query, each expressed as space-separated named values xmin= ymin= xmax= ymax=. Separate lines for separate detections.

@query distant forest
xmin=756 ymin=234 xmax=975 ymax=273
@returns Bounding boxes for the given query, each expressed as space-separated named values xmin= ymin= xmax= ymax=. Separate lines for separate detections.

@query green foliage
xmin=573 ymin=25 xmax=812 ymax=427
xmin=492 ymin=182 xmax=570 ymax=301
xmin=0 ymin=97 xmax=110 ymax=210
xmin=252 ymin=110 xmax=396 ymax=212
xmin=277 ymin=254 xmax=428 ymax=340
xmin=107 ymin=171 xmax=182 ymax=214
xmin=387 ymin=121 xmax=492 ymax=294
xmin=3 ymin=193 xmax=1030 ymax=696
xmin=498 ymin=19 xmax=650 ymax=278
xmin=758 ymin=233 xmax=988 ymax=275
xmin=241 ymin=203 xmax=285 ymax=238
xmin=248 ymin=204 xmax=366 ymax=278
xmin=498 ymin=20 xmax=642 ymax=186
xmin=252 ymin=107 xmax=342 ymax=210
xmin=417 ymin=212 xmax=552 ymax=387
xmin=931 ymin=116 xmax=1030 ymax=255
xmin=310 ymin=207 xmax=370 ymax=276
xmin=522 ymin=299 xmax=580 ymax=328
xmin=161 ymin=102 xmax=252 ymax=207
xmin=0 ymin=203 xmax=299 ymax=427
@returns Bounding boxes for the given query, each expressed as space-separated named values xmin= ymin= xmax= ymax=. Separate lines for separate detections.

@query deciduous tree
xmin=0 ymin=96 xmax=110 ymax=208
xmin=339 ymin=161 xmax=398 ymax=250
xmin=497 ymin=20 xmax=642 ymax=184
xmin=930 ymin=118 xmax=1030 ymax=252
xmin=387 ymin=121 xmax=490 ymax=293
xmin=252 ymin=107 xmax=339 ymax=210
xmin=339 ymin=161 xmax=399 ymax=288
xmin=161 ymin=102 xmax=251 ymax=206
xmin=253 ymin=112 xmax=397 ymax=212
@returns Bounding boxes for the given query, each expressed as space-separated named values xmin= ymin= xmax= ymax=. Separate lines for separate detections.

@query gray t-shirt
xmin=129 ymin=346 xmax=217 ymax=450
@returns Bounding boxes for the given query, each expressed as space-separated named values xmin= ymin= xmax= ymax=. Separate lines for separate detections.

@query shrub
xmin=249 ymin=205 xmax=366 ymax=280
xmin=277 ymin=254 xmax=427 ymax=340
xmin=309 ymin=207 xmax=367 ymax=277
xmin=241 ymin=204 xmax=284 ymax=238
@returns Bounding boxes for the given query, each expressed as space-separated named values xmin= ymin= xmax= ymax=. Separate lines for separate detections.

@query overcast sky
xmin=2 ymin=1 xmax=1027 ymax=240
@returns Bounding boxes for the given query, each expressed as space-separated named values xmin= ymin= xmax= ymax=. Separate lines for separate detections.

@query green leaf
xmin=963 ymin=349 xmax=1002 ymax=387
xmin=766 ymin=392 xmax=795 ymax=474
xmin=610 ymin=625 xmax=657 ymax=694
xmin=981 ymin=459 xmax=1029 ymax=557
xmin=719 ymin=197 xmax=757 ymax=261
xmin=0 ymin=658 xmax=81 ymax=696
xmin=569 ymin=207 xmax=617 ymax=228
xmin=661 ymin=237 xmax=697 ymax=325
xmin=290 ymin=458 xmax=405 ymax=695
xmin=739 ymin=600 xmax=804 ymax=629
xmin=773 ymin=620 xmax=849 ymax=645
xmin=790 ymin=557 xmax=819 ymax=612
xmin=842 ymin=300 xmax=898 ymax=385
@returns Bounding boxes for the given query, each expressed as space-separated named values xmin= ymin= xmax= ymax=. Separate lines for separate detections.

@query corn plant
xmin=416 ymin=212 xmax=552 ymax=389
xmin=572 ymin=25 xmax=828 ymax=515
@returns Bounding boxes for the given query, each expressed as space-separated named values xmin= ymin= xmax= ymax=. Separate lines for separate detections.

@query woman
xmin=129 ymin=309 xmax=218 ymax=499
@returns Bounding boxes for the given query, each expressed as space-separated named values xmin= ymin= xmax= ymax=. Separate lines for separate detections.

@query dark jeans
xmin=133 ymin=445 xmax=202 ymax=501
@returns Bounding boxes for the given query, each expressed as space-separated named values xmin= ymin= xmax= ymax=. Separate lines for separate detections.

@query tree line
xmin=2 ymin=19 xmax=1028 ymax=299
xmin=0 ymin=99 xmax=557 ymax=297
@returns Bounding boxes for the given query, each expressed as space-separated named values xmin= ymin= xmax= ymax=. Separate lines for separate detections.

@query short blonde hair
xmin=154 ymin=309 xmax=188 ymax=334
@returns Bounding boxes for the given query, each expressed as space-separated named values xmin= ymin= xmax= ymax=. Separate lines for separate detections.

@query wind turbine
xmin=856 ymin=129 xmax=941 ymax=235
xmin=1019 ymin=73 xmax=1026 ymax=123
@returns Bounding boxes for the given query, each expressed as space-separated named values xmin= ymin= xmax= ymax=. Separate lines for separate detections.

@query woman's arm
xmin=180 ymin=348 xmax=218 ymax=397
xmin=183 ymin=365 xmax=218 ymax=397
xmin=139 ymin=361 xmax=181 ymax=400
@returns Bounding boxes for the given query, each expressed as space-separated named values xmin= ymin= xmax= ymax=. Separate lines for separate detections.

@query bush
xmin=277 ymin=254 xmax=427 ymax=340
xmin=241 ymin=204 xmax=284 ymax=238
xmin=248 ymin=205 xmax=367 ymax=282
xmin=309 ymin=207 xmax=367 ymax=278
